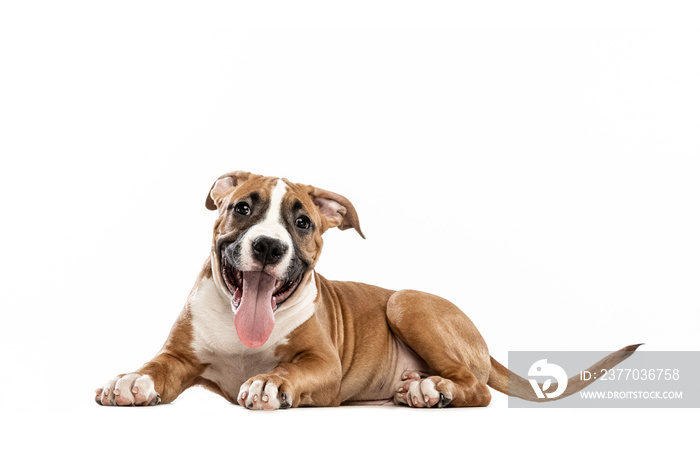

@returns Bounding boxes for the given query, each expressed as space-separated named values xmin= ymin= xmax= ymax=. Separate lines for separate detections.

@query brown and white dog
xmin=95 ymin=171 xmax=639 ymax=409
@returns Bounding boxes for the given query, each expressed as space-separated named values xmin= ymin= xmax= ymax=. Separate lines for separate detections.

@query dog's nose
xmin=252 ymin=236 xmax=288 ymax=265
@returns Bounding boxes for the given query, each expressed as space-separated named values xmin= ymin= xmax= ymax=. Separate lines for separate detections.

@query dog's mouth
xmin=220 ymin=256 xmax=304 ymax=348
xmin=221 ymin=257 xmax=303 ymax=310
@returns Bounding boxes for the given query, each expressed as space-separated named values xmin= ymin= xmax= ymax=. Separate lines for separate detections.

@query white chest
xmin=187 ymin=275 xmax=316 ymax=398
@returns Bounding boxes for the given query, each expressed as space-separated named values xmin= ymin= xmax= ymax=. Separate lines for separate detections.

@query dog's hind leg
xmin=387 ymin=290 xmax=492 ymax=408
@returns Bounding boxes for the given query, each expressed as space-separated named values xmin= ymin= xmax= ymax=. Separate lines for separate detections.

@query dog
xmin=95 ymin=171 xmax=639 ymax=408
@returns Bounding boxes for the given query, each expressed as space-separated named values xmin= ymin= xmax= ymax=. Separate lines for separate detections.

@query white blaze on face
xmin=231 ymin=179 xmax=298 ymax=348
xmin=237 ymin=179 xmax=293 ymax=280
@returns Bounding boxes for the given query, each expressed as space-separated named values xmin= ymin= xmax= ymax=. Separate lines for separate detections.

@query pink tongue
xmin=233 ymin=271 xmax=277 ymax=348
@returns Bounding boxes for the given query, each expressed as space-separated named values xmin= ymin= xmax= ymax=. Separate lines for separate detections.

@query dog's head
xmin=205 ymin=171 xmax=364 ymax=348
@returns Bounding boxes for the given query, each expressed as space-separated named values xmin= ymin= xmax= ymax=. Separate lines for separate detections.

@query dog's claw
xmin=280 ymin=392 xmax=291 ymax=409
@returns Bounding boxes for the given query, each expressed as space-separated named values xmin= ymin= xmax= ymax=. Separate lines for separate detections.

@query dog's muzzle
xmin=219 ymin=240 xmax=305 ymax=348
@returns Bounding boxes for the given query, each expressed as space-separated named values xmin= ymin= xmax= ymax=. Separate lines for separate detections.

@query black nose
xmin=252 ymin=236 xmax=287 ymax=265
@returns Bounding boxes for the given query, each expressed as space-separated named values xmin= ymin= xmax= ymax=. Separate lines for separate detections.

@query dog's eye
xmin=295 ymin=215 xmax=311 ymax=230
xmin=232 ymin=202 xmax=251 ymax=216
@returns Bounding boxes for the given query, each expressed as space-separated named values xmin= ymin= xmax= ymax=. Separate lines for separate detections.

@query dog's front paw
xmin=95 ymin=373 xmax=160 ymax=406
xmin=237 ymin=375 xmax=292 ymax=410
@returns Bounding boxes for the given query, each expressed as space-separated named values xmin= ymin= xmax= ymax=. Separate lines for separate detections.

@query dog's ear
xmin=309 ymin=186 xmax=365 ymax=239
xmin=205 ymin=171 xmax=251 ymax=211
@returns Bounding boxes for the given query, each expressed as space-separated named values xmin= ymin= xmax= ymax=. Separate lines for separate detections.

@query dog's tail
xmin=486 ymin=343 xmax=643 ymax=402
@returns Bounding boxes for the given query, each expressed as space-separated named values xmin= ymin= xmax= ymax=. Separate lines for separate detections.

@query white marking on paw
xmin=248 ymin=380 xmax=264 ymax=403
xmin=420 ymin=378 xmax=440 ymax=404
xmin=96 ymin=373 xmax=159 ymax=406
xmin=238 ymin=378 xmax=286 ymax=410
xmin=407 ymin=380 xmax=426 ymax=407
xmin=397 ymin=376 xmax=443 ymax=408
xmin=237 ymin=380 xmax=252 ymax=405
xmin=263 ymin=382 xmax=281 ymax=410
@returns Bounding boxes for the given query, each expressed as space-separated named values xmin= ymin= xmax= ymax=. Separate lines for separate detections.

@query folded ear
xmin=309 ymin=186 xmax=365 ymax=239
xmin=205 ymin=171 xmax=251 ymax=210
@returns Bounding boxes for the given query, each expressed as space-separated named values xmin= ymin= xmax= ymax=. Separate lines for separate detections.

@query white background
xmin=1 ymin=1 xmax=698 ymax=464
